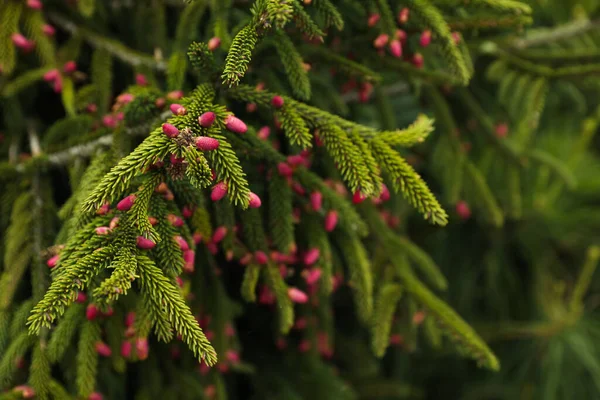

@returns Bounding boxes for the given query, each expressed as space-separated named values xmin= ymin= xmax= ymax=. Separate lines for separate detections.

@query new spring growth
xmin=117 ymin=194 xmax=136 ymax=211
xmin=198 ymin=112 xmax=216 ymax=128
xmin=196 ymin=136 xmax=220 ymax=151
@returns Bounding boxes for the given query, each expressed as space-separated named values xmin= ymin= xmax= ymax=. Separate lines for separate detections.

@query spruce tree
xmin=0 ymin=0 xmax=599 ymax=399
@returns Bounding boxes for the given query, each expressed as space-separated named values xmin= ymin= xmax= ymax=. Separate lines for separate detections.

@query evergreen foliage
xmin=0 ymin=0 xmax=599 ymax=399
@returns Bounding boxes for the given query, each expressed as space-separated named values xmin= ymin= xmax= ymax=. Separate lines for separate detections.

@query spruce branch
xmin=271 ymin=31 xmax=311 ymax=100
xmin=221 ymin=24 xmax=259 ymax=87
xmin=370 ymin=138 xmax=448 ymax=226
xmin=404 ymin=0 xmax=472 ymax=84
xmin=76 ymin=321 xmax=100 ymax=398
xmin=136 ymin=254 xmax=217 ymax=365
xmin=371 ymin=283 xmax=403 ymax=357
xmin=263 ymin=263 xmax=294 ymax=334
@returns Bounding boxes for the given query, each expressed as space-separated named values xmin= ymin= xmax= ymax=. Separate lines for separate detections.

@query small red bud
xmin=86 ymin=304 xmax=99 ymax=320
xmin=389 ymin=39 xmax=402 ymax=58
xmin=304 ymin=248 xmax=320 ymax=266
xmin=135 ymin=74 xmax=147 ymax=86
xmin=198 ymin=111 xmax=216 ymax=128
xmin=47 ymin=254 xmax=59 ymax=268
xmin=42 ymin=24 xmax=55 ymax=36
xmin=271 ymin=95 xmax=285 ymax=109
xmin=367 ymin=13 xmax=380 ymax=27
xmin=116 ymin=194 xmax=136 ymax=211
xmin=398 ymin=7 xmax=410 ymax=24
xmin=196 ymin=136 xmax=220 ymax=151
xmin=257 ymin=126 xmax=271 ymax=140
xmin=63 ymin=60 xmax=77 ymax=74
xmin=175 ymin=236 xmax=190 ymax=251
xmin=43 ymin=69 xmax=59 ymax=82
xmin=324 ymin=210 xmax=338 ymax=232
xmin=288 ymin=287 xmax=309 ymax=304
xmin=420 ymin=30 xmax=432 ymax=47
xmin=211 ymin=182 xmax=228 ymax=202
xmin=162 ymin=123 xmax=179 ymax=138
xmin=373 ymin=33 xmax=389 ymax=49
xmin=277 ymin=162 xmax=293 ymax=177
xmin=310 ymin=191 xmax=323 ymax=211
xmin=225 ymin=115 xmax=248 ymax=134
xmin=455 ymin=201 xmax=471 ymax=220
xmin=208 ymin=37 xmax=221 ymax=51
xmin=27 ymin=0 xmax=43 ymax=10
xmin=254 ymin=251 xmax=269 ymax=265
xmin=212 ymin=226 xmax=228 ymax=244
xmin=248 ymin=192 xmax=262 ymax=208
xmin=169 ymin=103 xmax=187 ymax=115
xmin=136 ymin=236 xmax=156 ymax=250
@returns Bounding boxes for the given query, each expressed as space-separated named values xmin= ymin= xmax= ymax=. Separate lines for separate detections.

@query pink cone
xmin=208 ymin=37 xmax=221 ymax=51
xmin=373 ymin=33 xmax=389 ymax=49
xmin=257 ymin=126 xmax=271 ymax=140
xmin=47 ymin=254 xmax=59 ymax=268
xmin=167 ymin=214 xmax=184 ymax=227
xmin=125 ymin=312 xmax=136 ymax=327
xmin=11 ymin=33 xmax=31 ymax=49
xmin=95 ymin=342 xmax=112 ymax=357
xmin=303 ymin=248 xmax=320 ymax=266
xmin=198 ymin=112 xmax=216 ymax=128
xmin=310 ymin=191 xmax=323 ymax=211
xmin=305 ymin=268 xmax=322 ymax=286
xmin=277 ymin=162 xmax=293 ymax=177
xmin=13 ymin=386 xmax=35 ymax=399
xmin=183 ymin=250 xmax=195 ymax=273
xmin=211 ymin=182 xmax=228 ymax=202
xmin=116 ymin=194 xmax=136 ymax=211
xmin=288 ymin=287 xmax=309 ymax=304
xmin=196 ymin=136 xmax=220 ymax=151
xmin=136 ymin=337 xmax=149 ymax=360
xmin=89 ymin=392 xmax=104 ymax=400
xmin=63 ymin=60 xmax=77 ymax=74
xmin=135 ymin=74 xmax=147 ymax=86
xmin=398 ymin=7 xmax=409 ymax=24
xmin=380 ymin=183 xmax=391 ymax=202
xmin=136 ymin=236 xmax=156 ymax=250
xmin=389 ymin=39 xmax=402 ymax=58
xmin=420 ymin=30 xmax=432 ymax=47
xmin=75 ymin=292 xmax=87 ymax=303
xmin=412 ymin=53 xmax=424 ymax=69
xmin=169 ymin=103 xmax=187 ymax=116
xmin=27 ymin=0 xmax=43 ymax=10
xmin=162 ymin=123 xmax=179 ymax=138
xmin=167 ymin=90 xmax=184 ymax=100
xmin=212 ymin=226 xmax=228 ymax=244
xmin=121 ymin=341 xmax=132 ymax=358
xmin=95 ymin=226 xmax=111 ymax=235
xmin=42 ymin=24 xmax=55 ymax=36
xmin=86 ymin=304 xmax=99 ymax=320
xmin=248 ymin=192 xmax=262 ymax=208
xmin=324 ymin=210 xmax=338 ymax=232
xmin=368 ymin=13 xmax=380 ymax=27
xmin=271 ymin=95 xmax=284 ymax=109
xmin=43 ymin=69 xmax=59 ymax=82
xmin=352 ymin=191 xmax=366 ymax=204
xmin=456 ymin=201 xmax=471 ymax=220
xmin=225 ymin=115 xmax=247 ymax=134
xmin=255 ymin=251 xmax=268 ymax=265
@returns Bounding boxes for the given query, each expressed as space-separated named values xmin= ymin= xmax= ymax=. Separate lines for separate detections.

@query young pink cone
xmin=169 ymin=154 xmax=184 ymax=164
xmin=225 ymin=115 xmax=248 ymax=134
xmin=367 ymin=13 xmax=380 ymax=27
xmin=248 ymin=192 xmax=262 ymax=208
xmin=116 ymin=194 xmax=136 ymax=211
xmin=95 ymin=342 xmax=112 ymax=357
xmin=169 ymin=103 xmax=187 ymax=115
xmin=277 ymin=162 xmax=293 ymax=177
xmin=208 ymin=37 xmax=221 ymax=51
xmin=175 ymin=235 xmax=190 ymax=251
xmin=380 ymin=183 xmax=391 ymax=202
xmin=303 ymin=248 xmax=320 ymax=266
xmin=211 ymin=181 xmax=228 ymax=202
xmin=495 ymin=123 xmax=509 ymax=138
xmin=324 ymin=210 xmax=338 ymax=232
xmin=165 ymin=214 xmax=182 ymax=228
xmin=373 ymin=33 xmax=389 ymax=49
xmin=89 ymin=392 xmax=104 ymax=400
xmin=43 ymin=69 xmax=59 ymax=82
xmin=352 ymin=191 xmax=366 ymax=204
xmin=196 ymin=136 xmax=220 ymax=151
xmin=456 ymin=201 xmax=471 ymax=220
xmin=125 ymin=311 xmax=136 ymax=328
xmin=42 ymin=24 xmax=55 ymax=36
xmin=271 ymin=95 xmax=285 ymax=109
xmin=167 ymin=90 xmax=184 ymax=100
xmin=226 ymin=350 xmax=240 ymax=364
xmin=95 ymin=226 xmax=111 ymax=235
xmin=136 ymin=236 xmax=156 ymax=250
xmin=288 ymin=287 xmax=309 ymax=304
xmin=398 ymin=7 xmax=410 ymax=24
xmin=452 ymin=32 xmax=461 ymax=44
xmin=27 ymin=0 xmax=43 ymax=10
xmin=182 ymin=205 xmax=194 ymax=219
xmin=212 ymin=226 xmax=228 ymax=244
xmin=258 ymin=285 xmax=276 ymax=305
xmin=389 ymin=39 xmax=402 ymax=58
xmin=12 ymin=33 xmax=31 ymax=50
xmin=109 ymin=217 xmax=120 ymax=230
xmin=412 ymin=53 xmax=424 ymax=69
xmin=86 ymin=304 xmax=99 ymax=320
xmin=13 ymin=386 xmax=35 ymax=399
xmin=136 ymin=338 xmax=149 ymax=360
xmin=257 ymin=126 xmax=271 ymax=140
xmin=420 ymin=30 xmax=432 ymax=47
xmin=46 ymin=254 xmax=59 ymax=268
xmin=121 ymin=341 xmax=132 ymax=358
xmin=198 ymin=111 xmax=216 ymax=128
xmin=183 ymin=250 xmax=195 ymax=273
xmin=304 ymin=268 xmax=322 ymax=286
xmin=310 ymin=191 xmax=323 ymax=211
xmin=254 ymin=251 xmax=269 ymax=265
xmin=135 ymin=74 xmax=147 ymax=86
xmin=162 ymin=123 xmax=179 ymax=138
xmin=75 ymin=292 xmax=87 ymax=303
xmin=63 ymin=60 xmax=77 ymax=74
